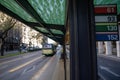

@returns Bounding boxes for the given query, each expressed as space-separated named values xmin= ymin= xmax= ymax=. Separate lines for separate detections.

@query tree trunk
xmin=1 ymin=44 xmax=4 ymax=56
xmin=1 ymin=38 xmax=5 ymax=56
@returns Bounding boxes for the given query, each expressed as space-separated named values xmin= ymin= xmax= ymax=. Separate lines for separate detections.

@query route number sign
xmin=95 ymin=5 xmax=119 ymax=41
xmin=95 ymin=5 xmax=116 ymax=14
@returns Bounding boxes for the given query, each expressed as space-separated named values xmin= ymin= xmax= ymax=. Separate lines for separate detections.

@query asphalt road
xmin=98 ymin=54 xmax=120 ymax=80
xmin=0 ymin=50 xmax=60 ymax=80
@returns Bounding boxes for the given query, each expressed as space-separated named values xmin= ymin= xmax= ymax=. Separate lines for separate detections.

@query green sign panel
xmin=96 ymin=23 xmax=118 ymax=32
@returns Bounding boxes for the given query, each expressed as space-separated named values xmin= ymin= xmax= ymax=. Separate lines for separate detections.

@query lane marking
xmin=100 ymin=66 xmax=120 ymax=77
xmin=0 ymin=58 xmax=21 ymax=66
xmin=22 ymin=66 xmax=35 ymax=74
xmin=0 ymin=54 xmax=38 ymax=66
xmin=98 ymin=73 xmax=106 ymax=80
xmin=0 ymin=72 xmax=9 ymax=77
xmin=31 ymin=56 xmax=55 ymax=80
xmin=0 ymin=65 xmax=8 ymax=70
xmin=9 ymin=55 xmax=44 ymax=73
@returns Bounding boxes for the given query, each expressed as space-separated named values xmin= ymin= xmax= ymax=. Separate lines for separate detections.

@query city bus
xmin=42 ymin=44 xmax=56 ymax=56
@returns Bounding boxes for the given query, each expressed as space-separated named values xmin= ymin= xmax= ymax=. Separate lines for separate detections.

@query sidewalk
xmin=52 ymin=59 xmax=70 ymax=80
xmin=4 ymin=50 xmax=19 ymax=55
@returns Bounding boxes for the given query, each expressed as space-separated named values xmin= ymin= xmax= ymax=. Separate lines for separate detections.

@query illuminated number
xmin=108 ymin=35 xmax=118 ymax=40
xmin=107 ymin=26 xmax=117 ymax=31
xmin=107 ymin=7 xmax=115 ymax=13
xmin=107 ymin=16 xmax=116 ymax=22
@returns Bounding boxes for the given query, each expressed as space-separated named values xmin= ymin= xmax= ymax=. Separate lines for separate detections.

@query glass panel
xmin=0 ymin=0 xmax=37 ymax=22
xmin=35 ymin=26 xmax=49 ymax=33
xmin=28 ymin=0 xmax=66 ymax=25
xmin=55 ymin=36 xmax=62 ymax=38
xmin=50 ymin=29 xmax=64 ymax=35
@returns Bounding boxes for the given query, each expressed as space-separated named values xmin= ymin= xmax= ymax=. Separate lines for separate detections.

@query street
xmin=0 ymin=50 xmax=60 ymax=80
xmin=98 ymin=54 xmax=120 ymax=80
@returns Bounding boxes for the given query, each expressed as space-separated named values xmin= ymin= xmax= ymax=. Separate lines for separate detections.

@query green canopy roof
xmin=0 ymin=0 xmax=37 ymax=22
xmin=0 ymin=0 xmax=120 ymax=44
xmin=0 ymin=0 xmax=66 ymax=44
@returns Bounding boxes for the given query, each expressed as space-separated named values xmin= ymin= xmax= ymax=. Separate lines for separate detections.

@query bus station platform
xmin=52 ymin=59 xmax=70 ymax=80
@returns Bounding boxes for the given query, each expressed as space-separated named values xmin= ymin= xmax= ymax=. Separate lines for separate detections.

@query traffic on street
xmin=0 ymin=50 xmax=61 ymax=80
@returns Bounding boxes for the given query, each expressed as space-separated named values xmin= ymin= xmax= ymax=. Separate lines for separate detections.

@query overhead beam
xmin=33 ymin=27 xmax=64 ymax=44
xmin=15 ymin=0 xmax=45 ymax=25
xmin=15 ymin=0 xmax=61 ymax=41
xmin=25 ymin=22 xmax=65 ymax=32
xmin=34 ymin=30 xmax=64 ymax=37
xmin=46 ymin=24 xmax=65 ymax=33
xmin=0 ymin=4 xmax=27 ymax=24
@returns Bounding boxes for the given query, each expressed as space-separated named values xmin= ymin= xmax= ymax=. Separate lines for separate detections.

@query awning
xmin=0 ymin=0 xmax=67 ymax=45
xmin=0 ymin=0 xmax=120 ymax=45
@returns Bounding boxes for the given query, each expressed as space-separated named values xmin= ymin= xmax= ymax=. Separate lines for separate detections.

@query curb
xmin=98 ymin=54 xmax=120 ymax=62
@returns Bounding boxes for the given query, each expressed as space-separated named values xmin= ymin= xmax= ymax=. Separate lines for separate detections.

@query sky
xmin=48 ymin=38 xmax=55 ymax=44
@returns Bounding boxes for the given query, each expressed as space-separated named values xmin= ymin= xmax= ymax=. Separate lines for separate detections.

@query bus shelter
xmin=0 ymin=0 xmax=120 ymax=80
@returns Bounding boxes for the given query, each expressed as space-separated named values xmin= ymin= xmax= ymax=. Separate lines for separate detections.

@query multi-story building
xmin=21 ymin=24 xmax=43 ymax=49
xmin=4 ymin=21 xmax=43 ymax=51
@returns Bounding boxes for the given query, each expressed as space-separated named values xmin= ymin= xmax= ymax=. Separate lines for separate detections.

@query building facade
xmin=0 ymin=12 xmax=45 ymax=51
xmin=3 ymin=21 xmax=43 ymax=51
xmin=21 ymin=24 xmax=43 ymax=49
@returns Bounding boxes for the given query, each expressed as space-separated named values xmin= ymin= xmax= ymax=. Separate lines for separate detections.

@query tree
xmin=42 ymin=36 xmax=48 ymax=45
xmin=27 ymin=28 xmax=43 ymax=48
xmin=0 ymin=12 xmax=16 ymax=56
